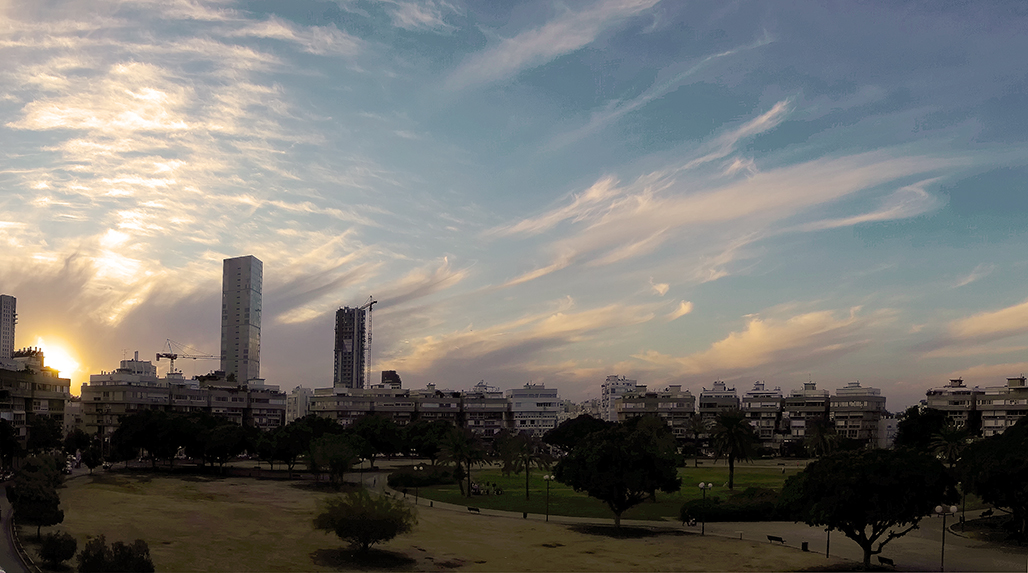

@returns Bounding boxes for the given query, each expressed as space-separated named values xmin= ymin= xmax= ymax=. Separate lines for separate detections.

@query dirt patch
xmin=569 ymin=524 xmax=687 ymax=539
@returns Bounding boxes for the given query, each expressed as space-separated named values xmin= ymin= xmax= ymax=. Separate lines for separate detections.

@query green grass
xmin=414 ymin=462 xmax=805 ymax=521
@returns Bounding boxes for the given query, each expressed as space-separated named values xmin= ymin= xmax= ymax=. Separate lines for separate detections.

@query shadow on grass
xmin=310 ymin=547 xmax=418 ymax=570
xmin=569 ymin=524 xmax=688 ymax=539
xmin=290 ymin=481 xmax=362 ymax=493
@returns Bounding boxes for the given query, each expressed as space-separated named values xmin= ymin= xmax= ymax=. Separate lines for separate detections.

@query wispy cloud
xmin=446 ymin=0 xmax=659 ymax=90
xmin=954 ymin=263 xmax=995 ymax=288
xmin=666 ymin=300 xmax=692 ymax=321
xmin=949 ymin=298 xmax=1028 ymax=341
xmin=384 ymin=0 xmax=459 ymax=32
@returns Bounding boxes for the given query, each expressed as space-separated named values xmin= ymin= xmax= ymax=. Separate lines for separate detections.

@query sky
xmin=2 ymin=0 xmax=1028 ymax=411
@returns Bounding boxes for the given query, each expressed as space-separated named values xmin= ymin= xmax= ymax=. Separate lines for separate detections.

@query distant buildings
xmin=333 ymin=307 xmax=366 ymax=389
xmin=0 ymin=294 xmax=15 ymax=361
xmin=221 ymin=256 xmax=262 ymax=383
xmin=600 ymin=375 xmax=637 ymax=422
xmin=617 ymin=384 xmax=695 ymax=440
xmin=926 ymin=375 xmax=1028 ymax=437
xmin=0 ymin=347 xmax=71 ymax=442
xmin=507 ymin=383 xmax=560 ymax=436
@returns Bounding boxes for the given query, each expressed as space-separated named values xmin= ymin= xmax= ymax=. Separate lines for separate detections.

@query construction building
xmin=0 ymin=295 xmax=15 ymax=362
xmin=333 ymin=307 xmax=366 ymax=389
xmin=221 ymin=255 xmax=262 ymax=383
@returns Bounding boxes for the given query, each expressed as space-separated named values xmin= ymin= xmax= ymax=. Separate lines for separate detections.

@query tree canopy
xmin=780 ymin=448 xmax=956 ymax=569
xmin=959 ymin=415 xmax=1028 ymax=539
xmin=313 ymin=490 xmax=417 ymax=553
xmin=542 ymin=414 xmax=610 ymax=453
xmin=440 ymin=427 xmax=487 ymax=498
xmin=894 ymin=406 xmax=950 ymax=450
xmin=554 ymin=416 xmax=680 ymax=529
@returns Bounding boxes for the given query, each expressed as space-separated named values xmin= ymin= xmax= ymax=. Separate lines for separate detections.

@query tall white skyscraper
xmin=0 ymin=295 xmax=15 ymax=360
xmin=221 ymin=256 xmax=262 ymax=383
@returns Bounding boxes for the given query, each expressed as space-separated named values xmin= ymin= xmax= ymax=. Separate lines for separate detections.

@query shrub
xmin=40 ymin=531 xmax=77 ymax=566
xmin=680 ymin=487 xmax=781 ymax=522
xmin=313 ymin=489 xmax=417 ymax=552
xmin=78 ymin=534 xmax=154 ymax=572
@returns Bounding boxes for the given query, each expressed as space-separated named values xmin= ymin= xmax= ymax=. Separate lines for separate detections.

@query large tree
xmin=780 ymin=448 xmax=956 ymax=569
xmin=511 ymin=433 xmax=552 ymax=500
xmin=710 ymin=410 xmax=756 ymax=490
xmin=543 ymin=414 xmax=610 ymax=453
xmin=554 ymin=418 xmax=680 ymax=530
xmin=350 ymin=415 xmax=403 ymax=467
xmin=803 ymin=417 xmax=839 ymax=459
xmin=894 ymin=406 xmax=949 ymax=450
xmin=959 ymin=416 xmax=1028 ymax=538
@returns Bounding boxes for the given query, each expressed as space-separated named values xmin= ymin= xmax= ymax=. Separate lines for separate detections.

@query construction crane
xmin=359 ymin=296 xmax=377 ymax=388
xmin=156 ymin=339 xmax=217 ymax=376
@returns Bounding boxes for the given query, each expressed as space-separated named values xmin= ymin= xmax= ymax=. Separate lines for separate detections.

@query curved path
xmin=0 ymin=485 xmax=31 ymax=573
xmin=355 ymin=466 xmax=1028 ymax=572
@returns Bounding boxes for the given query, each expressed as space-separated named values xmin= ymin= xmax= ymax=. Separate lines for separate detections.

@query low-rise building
xmin=782 ymin=382 xmax=830 ymax=441
xmin=286 ymin=386 xmax=313 ymax=422
xmin=830 ymin=381 xmax=886 ymax=444
xmin=741 ymin=381 xmax=783 ymax=441
xmin=616 ymin=384 xmax=695 ymax=440
xmin=0 ymin=348 xmax=71 ymax=444
xmin=698 ymin=380 xmax=739 ymax=421
xmin=925 ymin=378 xmax=980 ymax=428
xmin=978 ymin=376 xmax=1028 ymax=437
xmin=601 ymin=375 xmax=637 ymax=422
xmin=507 ymin=383 xmax=560 ymax=436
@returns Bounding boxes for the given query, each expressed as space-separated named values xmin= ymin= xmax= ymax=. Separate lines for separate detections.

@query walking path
xmin=355 ymin=466 xmax=1028 ymax=572
xmin=0 ymin=485 xmax=31 ymax=573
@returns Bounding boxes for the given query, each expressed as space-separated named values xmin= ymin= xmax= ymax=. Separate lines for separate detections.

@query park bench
xmin=467 ymin=507 xmax=480 ymax=514
xmin=878 ymin=556 xmax=894 ymax=567
xmin=766 ymin=535 xmax=785 ymax=545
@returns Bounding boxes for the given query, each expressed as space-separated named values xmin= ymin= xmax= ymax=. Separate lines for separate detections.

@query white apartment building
xmin=616 ymin=384 xmax=695 ymax=440
xmin=506 ymin=383 xmax=560 ymax=436
xmin=977 ymin=376 xmax=1028 ymax=437
xmin=741 ymin=381 xmax=783 ymax=441
xmin=782 ymin=382 xmax=829 ymax=440
xmin=286 ymin=386 xmax=313 ymax=422
xmin=830 ymin=381 xmax=886 ymax=443
xmin=698 ymin=380 xmax=740 ymax=421
xmin=600 ymin=375 xmax=637 ymax=422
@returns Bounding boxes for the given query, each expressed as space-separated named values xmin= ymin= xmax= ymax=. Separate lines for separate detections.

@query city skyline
xmin=2 ymin=1 xmax=1028 ymax=409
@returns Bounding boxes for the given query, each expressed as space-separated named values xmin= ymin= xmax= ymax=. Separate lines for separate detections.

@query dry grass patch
xmin=47 ymin=471 xmax=847 ymax=572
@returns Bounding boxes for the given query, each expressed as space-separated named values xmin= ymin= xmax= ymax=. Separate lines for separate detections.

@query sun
xmin=34 ymin=335 xmax=83 ymax=390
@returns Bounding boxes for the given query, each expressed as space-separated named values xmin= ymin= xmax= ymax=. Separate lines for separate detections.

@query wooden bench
xmin=766 ymin=535 xmax=785 ymax=544
xmin=467 ymin=507 xmax=480 ymax=514
xmin=878 ymin=556 xmax=894 ymax=567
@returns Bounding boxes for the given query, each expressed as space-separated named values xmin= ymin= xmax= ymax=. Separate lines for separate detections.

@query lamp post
xmin=543 ymin=475 xmax=555 ymax=522
xmin=935 ymin=504 xmax=958 ymax=572
xmin=414 ymin=464 xmax=424 ymax=505
xmin=698 ymin=482 xmax=714 ymax=536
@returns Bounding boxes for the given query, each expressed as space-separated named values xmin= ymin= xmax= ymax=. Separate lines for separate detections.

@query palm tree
xmin=931 ymin=423 xmax=969 ymax=469
xmin=512 ymin=433 xmax=553 ymax=500
xmin=440 ymin=427 xmax=487 ymax=498
xmin=804 ymin=417 xmax=839 ymax=459
xmin=688 ymin=415 xmax=710 ymax=467
xmin=710 ymin=409 xmax=757 ymax=490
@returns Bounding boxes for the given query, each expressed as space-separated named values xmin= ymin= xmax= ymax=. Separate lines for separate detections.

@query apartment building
xmin=925 ymin=378 xmax=979 ymax=428
xmin=977 ymin=376 xmax=1028 ymax=437
xmin=830 ymin=381 xmax=886 ymax=443
xmin=0 ymin=348 xmax=71 ymax=443
xmin=782 ymin=382 xmax=830 ymax=441
xmin=698 ymin=380 xmax=740 ymax=421
xmin=601 ymin=375 xmax=638 ymax=422
xmin=507 ymin=383 xmax=560 ymax=436
xmin=616 ymin=384 xmax=695 ymax=440
xmin=741 ymin=381 xmax=783 ymax=441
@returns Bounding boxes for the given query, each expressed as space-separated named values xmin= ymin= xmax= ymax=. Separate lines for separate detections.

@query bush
xmin=78 ymin=535 xmax=155 ymax=572
xmin=680 ymin=487 xmax=781 ymax=522
xmin=313 ymin=489 xmax=417 ymax=552
xmin=387 ymin=465 xmax=454 ymax=488
xmin=40 ymin=531 xmax=77 ymax=566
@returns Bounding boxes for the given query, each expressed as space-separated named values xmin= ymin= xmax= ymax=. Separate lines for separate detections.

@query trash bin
xmin=801 ymin=542 xmax=809 ymax=552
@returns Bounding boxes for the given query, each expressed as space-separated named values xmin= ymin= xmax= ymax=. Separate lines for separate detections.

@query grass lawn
xmin=27 ymin=468 xmax=843 ymax=572
xmin=414 ymin=461 xmax=805 ymax=521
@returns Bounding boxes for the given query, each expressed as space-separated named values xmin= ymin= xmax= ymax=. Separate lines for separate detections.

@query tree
xmin=511 ymin=433 xmax=553 ymax=500
xmin=313 ymin=490 xmax=417 ymax=553
xmin=554 ymin=420 xmax=681 ymax=530
xmin=959 ymin=416 xmax=1028 ymax=539
xmin=542 ymin=414 xmax=610 ymax=453
xmin=440 ymin=427 xmax=486 ymax=498
xmin=350 ymin=415 xmax=403 ymax=467
xmin=894 ymin=406 xmax=949 ymax=450
xmin=709 ymin=410 xmax=757 ymax=490
xmin=687 ymin=415 xmax=709 ymax=467
xmin=8 ymin=454 xmax=65 ymax=539
xmin=64 ymin=427 xmax=91 ymax=456
xmin=780 ymin=448 xmax=956 ymax=569
xmin=803 ymin=417 xmax=839 ymax=459
xmin=931 ymin=423 xmax=970 ymax=469
xmin=309 ymin=433 xmax=360 ymax=488
xmin=40 ymin=531 xmax=77 ymax=567
xmin=82 ymin=444 xmax=103 ymax=475
xmin=78 ymin=535 xmax=155 ymax=572
xmin=27 ymin=414 xmax=63 ymax=453
xmin=0 ymin=418 xmax=23 ymax=468
xmin=403 ymin=419 xmax=451 ymax=463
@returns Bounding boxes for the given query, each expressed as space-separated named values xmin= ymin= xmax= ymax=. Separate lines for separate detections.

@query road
xmin=0 ymin=485 xmax=30 ymax=573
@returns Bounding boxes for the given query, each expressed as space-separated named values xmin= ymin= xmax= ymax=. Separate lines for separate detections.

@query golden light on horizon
xmin=34 ymin=335 xmax=85 ymax=394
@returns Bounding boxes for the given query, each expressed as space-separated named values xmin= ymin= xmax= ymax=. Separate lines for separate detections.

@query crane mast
xmin=155 ymin=338 xmax=217 ymax=376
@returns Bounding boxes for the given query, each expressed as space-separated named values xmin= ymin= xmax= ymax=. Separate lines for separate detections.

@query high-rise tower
xmin=333 ymin=306 xmax=365 ymax=389
xmin=221 ymin=256 xmax=262 ymax=383
xmin=0 ymin=295 xmax=15 ymax=360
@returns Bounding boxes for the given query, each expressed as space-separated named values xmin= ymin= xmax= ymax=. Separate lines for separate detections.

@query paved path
xmin=0 ymin=485 xmax=31 ymax=573
xmin=354 ymin=467 xmax=1028 ymax=572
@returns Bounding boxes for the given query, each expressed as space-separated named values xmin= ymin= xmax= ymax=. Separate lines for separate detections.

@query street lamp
xmin=935 ymin=504 xmax=958 ymax=572
xmin=414 ymin=464 xmax=424 ymax=505
xmin=698 ymin=482 xmax=714 ymax=536
xmin=543 ymin=475 xmax=555 ymax=522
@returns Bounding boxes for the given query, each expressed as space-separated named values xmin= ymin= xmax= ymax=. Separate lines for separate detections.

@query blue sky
xmin=2 ymin=0 xmax=1028 ymax=409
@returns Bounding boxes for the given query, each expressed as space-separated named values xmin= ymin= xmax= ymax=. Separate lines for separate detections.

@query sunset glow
xmin=35 ymin=336 xmax=84 ymax=393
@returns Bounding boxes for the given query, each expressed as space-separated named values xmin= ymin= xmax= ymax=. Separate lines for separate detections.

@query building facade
xmin=0 ymin=349 xmax=71 ymax=443
xmin=286 ymin=386 xmax=313 ymax=423
xmin=506 ymin=383 xmax=560 ymax=436
xmin=0 ymin=295 xmax=15 ymax=361
xmin=616 ymin=384 xmax=695 ymax=440
xmin=333 ymin=307 xmax=366 ymax=389
xmin=830 ymin=381 xmax=886 ymax=443
xmin=741 ymin=381 xmax=783 ymax=441
xmin=221 ymin=255 xmax=262 ymax=383
xmin=600 ymin=375 xmax=637 ymax=422
xmin=698 ymin=380 xmax=740 ymax=421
